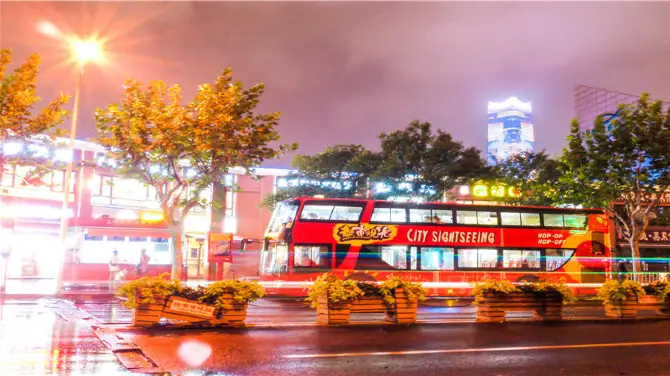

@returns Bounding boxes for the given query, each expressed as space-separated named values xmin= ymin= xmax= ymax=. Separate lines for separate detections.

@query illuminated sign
xmin=406 ymin=228 xmax=496 ymax=244
xmin=472 ymin=185 xmax=488 ymax=197
xmin=491 ymin=186 xmax=505 ymax=197
xmin=333 ymin=223 xmax=398 ymax=245
xmin=508 ymin=187 xmax=521 ymax=197
xmin=140 ymin=211 xmax=163 ymax=222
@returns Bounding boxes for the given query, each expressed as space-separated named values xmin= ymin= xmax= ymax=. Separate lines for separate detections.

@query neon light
xmin=491 ymin=186 xmax=505 ymax=197
xmin=472 ymin=185 xmax=488 ymax=197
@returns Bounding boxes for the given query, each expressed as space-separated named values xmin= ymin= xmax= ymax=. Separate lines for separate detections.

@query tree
xmin=557 ymin=94 xmax=670 ymax=274
xmin=260 ymin=145 xmax=382 ymax=209
xmin=0 ymin=49 xmax=70 ymax=178
xmin=95 ymin=68 xmax=296 ymax=280
xmin=374 ymin=120 xmax=489 ymax=200
xmin=489 ymin=151 xmax=561 ymax=206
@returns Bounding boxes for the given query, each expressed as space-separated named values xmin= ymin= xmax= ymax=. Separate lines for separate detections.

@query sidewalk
xmin=0 ymin=297 xmax=134 ymax=375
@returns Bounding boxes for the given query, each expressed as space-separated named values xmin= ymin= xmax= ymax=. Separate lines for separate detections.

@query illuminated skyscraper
xmin=487 ymin=97 xmax=535 ymax=165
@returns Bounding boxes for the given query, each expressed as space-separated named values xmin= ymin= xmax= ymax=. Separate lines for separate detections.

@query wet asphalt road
xmin=123 ymin=320 xmax=670 ymax=376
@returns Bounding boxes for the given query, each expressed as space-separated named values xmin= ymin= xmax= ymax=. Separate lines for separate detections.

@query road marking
xmin=284 ymin=341 xmax=670 ymax=359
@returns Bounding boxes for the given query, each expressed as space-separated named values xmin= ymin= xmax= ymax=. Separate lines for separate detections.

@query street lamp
xmin=40 ymin=22 xmax=104 ymax=293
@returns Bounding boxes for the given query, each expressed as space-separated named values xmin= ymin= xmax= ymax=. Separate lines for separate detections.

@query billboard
xmin=487 ymin=97 xmax=535 ymax=164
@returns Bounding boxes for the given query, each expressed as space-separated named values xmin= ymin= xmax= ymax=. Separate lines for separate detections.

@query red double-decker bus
xmin=259 ymin=197 xmax=612 ymax=296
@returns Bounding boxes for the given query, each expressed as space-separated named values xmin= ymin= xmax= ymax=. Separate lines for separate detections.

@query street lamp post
xmin=53 ymin=37 xmax=103 ymax=294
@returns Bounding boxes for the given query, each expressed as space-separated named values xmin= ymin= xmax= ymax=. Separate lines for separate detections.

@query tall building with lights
xmin=487 ymin=97 xmax=535 ymax=165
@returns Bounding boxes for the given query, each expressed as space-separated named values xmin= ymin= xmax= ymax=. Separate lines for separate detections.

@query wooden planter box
xmin=209 ymin=295 xmax=249 ymax=327
xmin=351 ymin=296 xmax=386 ymax=313
xmin=476 ymin=292 xmax=563 ymax=323
xmin=316 ymin=295 xmax=352 ymax=325
xmin=606 ymin=295 xmax=670 ymax=318
xmin=131 ymin=296 xmax=167 ymax=327
xmin=385 ymin=289 xmax=418 ymax=324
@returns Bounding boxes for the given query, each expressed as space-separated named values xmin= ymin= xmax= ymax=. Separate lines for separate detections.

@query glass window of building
xmin=112 ymin=178 xmax=148 ymax=200
xmin=101 ymin=176 xmax=113 ymax=197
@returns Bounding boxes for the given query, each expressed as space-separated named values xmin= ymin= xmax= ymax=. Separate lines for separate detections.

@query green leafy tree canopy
xmin=489 ymin=151 xmax=561 ymax=206
xmin=95 ymin=68 xmax=297 ymax=279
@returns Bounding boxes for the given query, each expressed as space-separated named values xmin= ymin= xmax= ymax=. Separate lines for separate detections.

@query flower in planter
xmin=643 ymin=280 xmax=670 ymax=302
xmin=471 ymin=278 xmax=576 ymax=305
xmin=117 ymin=273 xmax=180 ymax=310
xmin=378 ymin=276 xmax=427 ymax=305
xmin=305 ymin=273 xmax=364 ymax=308
xmin=597 ymin=279 xmax=645 ymax=305
xmin=198 ymin=280 xmax=266 ymax=310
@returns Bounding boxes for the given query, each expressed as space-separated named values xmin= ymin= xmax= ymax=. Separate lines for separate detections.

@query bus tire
xmin=516 ymin=275 xmax=539 ymax=283
xmin=344 ymin=273 xmax=377 ymax=282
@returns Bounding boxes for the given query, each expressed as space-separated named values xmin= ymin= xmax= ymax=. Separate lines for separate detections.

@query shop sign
xmin=617 ymin=228 xmax=670 ymax=243
xmin=208 ymin=232 xmax=233 ymax=262
xmin=168 ymin=299 xmax=215 ymax=318
xmin=619 ymin=192 xmax=670 ymax=204
xmin=333 ymin=223 xmax=398 ymax=245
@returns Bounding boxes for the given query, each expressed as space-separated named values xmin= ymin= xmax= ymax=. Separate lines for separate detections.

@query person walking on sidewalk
xmin=136 ymin=249 xmax=150 ymax=276
xmin=617 ymin=259 xmax=629 ymax=283
xmin=109 ymin=250 xmax=121 ymax=290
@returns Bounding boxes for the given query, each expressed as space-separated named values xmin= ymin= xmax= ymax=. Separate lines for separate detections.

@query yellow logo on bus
xmin=333 ymin=223 xmax=398 ymax=245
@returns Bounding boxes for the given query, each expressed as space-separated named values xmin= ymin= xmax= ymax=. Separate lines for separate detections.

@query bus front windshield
xmin=267 ymin=201 xmax=299 ymax=234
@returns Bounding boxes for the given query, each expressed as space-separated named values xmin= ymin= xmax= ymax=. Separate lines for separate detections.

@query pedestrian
xmin=109 ymin=249 xmax=121 ymax=290
xmin=617 ymin=259 xmax=628 ymax=283
xmin=136 ymin=249 xmax=150 ymax=276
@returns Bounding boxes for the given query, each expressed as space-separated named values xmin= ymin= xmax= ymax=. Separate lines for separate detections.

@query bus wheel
xmin=516 ymin=275 xmax=539 ymax=283
xmin=344 ymin=273 xmax=377 ymax=282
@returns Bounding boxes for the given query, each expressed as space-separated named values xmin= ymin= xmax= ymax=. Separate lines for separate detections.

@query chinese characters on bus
xmin=334 ymin=223 xmax=399 ymax=244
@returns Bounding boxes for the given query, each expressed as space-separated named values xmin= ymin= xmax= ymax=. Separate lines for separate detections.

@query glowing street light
xmin=39 ymin=21 xmax=105 ymax=293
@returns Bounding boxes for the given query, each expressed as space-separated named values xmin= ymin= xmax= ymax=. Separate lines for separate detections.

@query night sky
xmin=2 ymin=2 xmax=670 ymax=166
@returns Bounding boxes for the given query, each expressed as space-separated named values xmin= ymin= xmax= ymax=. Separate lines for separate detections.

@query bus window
xmin=261 ymin=243 xmax=288 ymax=274
xmin=543 ymin=214 xmax=564 ymax=227
xmin=371 ymin=208 xmax=407 ymax=223
xmin=300 ymin=205 xmax=334 ymax=220
xmin=501 ymin=212 xmax=521 ymax=226
xmin=330 ymin=206 xmax=364 ymax=221
xmin=420 ymin=247 xmax=455 ymax=270
xmin=458 ymin=249 xmax=497 ymax=268
xmin=546 ymin=249 xmax=575 ymax=271
xmin=268 ymin=202 xmax=298 ymax=233
xmin=294 ymin=245 xmax=331 ymax=269
xmin=432 ymin=209 xmax=454 ymax=224
xmin=502 ymin=250 xmax=541 ymax=269
xmin=335 ymin=244 xmax=351 ymax=268
xmin=356 ymin=245 xmax=407 ymax=270
xmin=409 ymin=209 xmax=432 ymax=223
xmin=563 ymin=214 xmax=587 ymax=228
xmin=456 ymin=211 xmax=478 ymax=225
xmin=521 ymin=213 xmax=541 ymax=226
xmin=477 ymin=212 xmax=499 ymax=225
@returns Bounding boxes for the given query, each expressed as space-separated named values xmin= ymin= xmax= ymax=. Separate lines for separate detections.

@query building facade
xmin=0 ymin=138 xmax=288 ymax=287
xmin=487 ymin=97 xmax=535 ymax=165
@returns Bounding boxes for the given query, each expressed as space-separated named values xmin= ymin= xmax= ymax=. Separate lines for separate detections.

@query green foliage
xmin=197 ymin=280 xmax=265 ymax=309
xmin=643 ymin=280 xmax=670 ymax=301
xmin=597 ymin=280 xmax=646 ymax=305
xmin=556 ymin=94 xmax=670 ymax=270
xmin=378 ymin=276 xmax=428 ymax=305
xmin=95 ymin=68 xmax=297 ymax=279
xmin=117 ymin=273 xmax=180 ymax=309
xmin=0 ymin=49 xmax=71 ymax=178
xmin=374 ymin=120 xmax=489 ymax=200
xmin=305 ymin=273 xmax=364 ymax=308
xmin=471 ymin=278 xmax=576 ymax=305
xmin=489 ymin=151 xmax=561 ymax=206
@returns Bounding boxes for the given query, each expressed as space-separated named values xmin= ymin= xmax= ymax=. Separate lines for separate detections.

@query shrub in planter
xmin=117 ymin=273 xmax=180 ymax=327
xmin=306 ymin=273 xmax=364 ymax=325
xmin=163 ymin=280 xmax=265 ymax=326
xmin=472 ymin=278 xmax=575 ymax=322
xmin=597 ymin=280 xmax=645 ymax=318
xmin=379 ymin=276 xmax=427 ymax=324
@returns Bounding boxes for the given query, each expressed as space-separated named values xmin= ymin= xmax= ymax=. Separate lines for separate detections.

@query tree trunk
xmin=170 ymin=226 xmax=184 ymax=281
xmin=629 ymin=236 xmax=641 ymax=279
